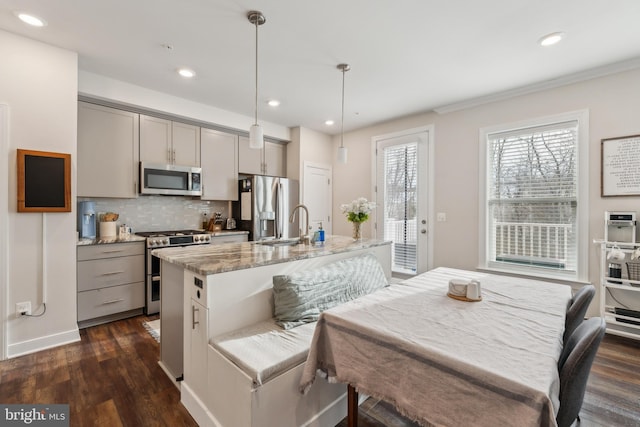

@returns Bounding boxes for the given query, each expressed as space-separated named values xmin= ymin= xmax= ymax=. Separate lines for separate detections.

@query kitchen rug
xmin=143 ymin=319 xmax=160 ymax=342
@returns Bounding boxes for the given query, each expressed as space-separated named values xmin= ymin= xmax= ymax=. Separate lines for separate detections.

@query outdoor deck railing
xmin=494 ymin=221 xmax=572 ymax=266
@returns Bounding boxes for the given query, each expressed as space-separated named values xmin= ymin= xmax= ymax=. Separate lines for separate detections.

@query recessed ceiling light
xmin=538 ymin=32 xmax=565 ymax=47
xmin=15 ymin=12 xmax=47 ymax=27
xmin=267 ymin=100 xmax=280 ymax=107
xmin=178 ymin=68 xmax=196 ymax=78
xmin=325 ymin=120 xmax=335 ymax=126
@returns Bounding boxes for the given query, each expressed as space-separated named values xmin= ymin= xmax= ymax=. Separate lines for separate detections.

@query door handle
xmin=101 ymin=298 xmax=125 ymax=305
xmin=421 ymin=229 xmax=427 ymax=234
xmin=192 ymin=304 xmax=199 ymax=329
xmin=100 ymin=270 xmax=125 ymax=276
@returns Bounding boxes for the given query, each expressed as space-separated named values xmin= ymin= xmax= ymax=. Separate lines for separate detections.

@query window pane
xmin=487 ymin=122 xmax=578 ymax=273
xmin=383 ymin=143 xmax=418 ymax=273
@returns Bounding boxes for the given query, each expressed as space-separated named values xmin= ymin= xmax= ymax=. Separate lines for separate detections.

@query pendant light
xmin=337 ymin=63 xmax=350 ymax=164
xmin=248 ymin=11 xmax=266 ymax=149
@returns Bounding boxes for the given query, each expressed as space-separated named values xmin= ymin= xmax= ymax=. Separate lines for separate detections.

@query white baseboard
xmin=181 ymin=382 xmax=218 ymax=427
xmin=7 ymin=327 xmax=80 ymax=358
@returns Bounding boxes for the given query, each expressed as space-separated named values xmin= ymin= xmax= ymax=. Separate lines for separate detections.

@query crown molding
xmin=433 ymin=57 xmax=640 ymax=114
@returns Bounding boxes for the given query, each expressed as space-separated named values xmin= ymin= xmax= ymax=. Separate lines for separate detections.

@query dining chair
xmin=556 ymin=317 xmax=606 ymax=427
xmin=563 ymin=284 xmax=596 ymax=342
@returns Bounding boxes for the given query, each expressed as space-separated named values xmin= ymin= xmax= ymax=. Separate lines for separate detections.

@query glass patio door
xmin=375 ymin=129 xmax=429 ymax=275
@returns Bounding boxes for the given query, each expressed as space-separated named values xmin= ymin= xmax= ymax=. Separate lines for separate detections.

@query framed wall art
xmin=601 ymin=134 xmax=640 ymax=197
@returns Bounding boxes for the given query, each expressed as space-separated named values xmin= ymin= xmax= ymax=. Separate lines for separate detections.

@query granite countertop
xmin=209 ymin=230 xmax=248 ymax=236
xmin=153 ymin=235 xmax=391 ymax=276
xmin=77 ymin=235 xmax=147 ymax=246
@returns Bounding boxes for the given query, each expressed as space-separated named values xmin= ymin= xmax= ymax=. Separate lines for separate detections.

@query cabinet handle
xmin=167 ymin=148 xmax=172 ymax=163
xmin=100 ymin=270 xmax=125 ymax=276
xmin=101 ymin=298 xmax=125 ymax=305
xmin=192 ymin=305 xmax=199 ymax=329
xmin=172 ymin=149 xmax=176 ymax=164
xmin=101 ymin=249 xmax=124 ymax=254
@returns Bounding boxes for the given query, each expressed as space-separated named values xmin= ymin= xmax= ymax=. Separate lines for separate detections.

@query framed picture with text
xmin=601 ymin=134 xmax=640 ymax=197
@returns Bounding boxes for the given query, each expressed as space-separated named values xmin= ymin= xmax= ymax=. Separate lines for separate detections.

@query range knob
xmin=194 ymin=235 xmax=201 ymax=242
xmin=163 ymin=239 xmax=169 ymax=245
xmin=150 ymin=239 xmax=157 ymax=246
xmin=204 ymin=235 xmax=210 ymax=242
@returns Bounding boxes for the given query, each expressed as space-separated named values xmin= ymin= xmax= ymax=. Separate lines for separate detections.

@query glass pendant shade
xmin=249 ymin=124 xmax=264 ymax=149
xmin=337 ymin=145 xmax=348 ymax=163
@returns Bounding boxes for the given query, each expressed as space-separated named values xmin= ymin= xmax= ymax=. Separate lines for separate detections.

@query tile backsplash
xmin=79 ymin=196 xmax=230 ymax=233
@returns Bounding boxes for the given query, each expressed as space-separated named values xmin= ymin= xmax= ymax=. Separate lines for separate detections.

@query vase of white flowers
xmin=341 ymin=197 xmax=376 ymax=240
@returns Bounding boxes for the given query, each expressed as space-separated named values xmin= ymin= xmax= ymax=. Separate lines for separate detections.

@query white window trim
xmin=478 ymin=110 xmax=589 ymax=282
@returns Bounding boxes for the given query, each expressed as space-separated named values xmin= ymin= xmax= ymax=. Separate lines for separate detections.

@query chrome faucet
xmin=289 ymin=204 xmax=310 ymax=245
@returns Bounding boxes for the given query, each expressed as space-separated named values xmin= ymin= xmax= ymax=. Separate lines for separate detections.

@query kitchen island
xmin=154 ymin=235 xmax=391 ymax=427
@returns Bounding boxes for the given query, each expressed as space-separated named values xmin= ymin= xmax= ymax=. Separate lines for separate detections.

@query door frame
xmin=1 ymin=104 xmax=9 ymax=360
xmin=371 ymin=125 xmax=435 ymax=275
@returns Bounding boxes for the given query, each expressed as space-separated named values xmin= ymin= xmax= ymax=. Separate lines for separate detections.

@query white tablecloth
xmin=300 ymin=267 xmax=572 ymax=427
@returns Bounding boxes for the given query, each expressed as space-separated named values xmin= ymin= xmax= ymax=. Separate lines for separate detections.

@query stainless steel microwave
xmin=140 ymin=162 xmax=202 ymax=196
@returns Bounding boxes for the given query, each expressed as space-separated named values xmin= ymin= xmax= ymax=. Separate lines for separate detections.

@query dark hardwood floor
xmin=1 ymin=314 xmax=639 ymax=427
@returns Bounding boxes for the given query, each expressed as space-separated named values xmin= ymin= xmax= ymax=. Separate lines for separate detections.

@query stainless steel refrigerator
xmin=233 ymin=176 xmax=299 ymax=241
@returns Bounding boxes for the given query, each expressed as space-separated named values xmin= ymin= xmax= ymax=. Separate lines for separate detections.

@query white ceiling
xmin=1 ymin=0 xmax=640 ymax=135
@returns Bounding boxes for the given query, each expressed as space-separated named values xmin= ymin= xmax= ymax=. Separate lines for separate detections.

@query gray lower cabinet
xmin=77 ymin=242 xmax=145 ymax=327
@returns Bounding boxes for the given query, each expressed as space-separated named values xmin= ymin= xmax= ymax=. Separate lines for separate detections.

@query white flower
xmin=341 ymin=197 xmax=376 ymax=223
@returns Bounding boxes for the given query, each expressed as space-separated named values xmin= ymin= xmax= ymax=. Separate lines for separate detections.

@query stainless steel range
xmin=136 ymin=230 xmax=211 ymax=315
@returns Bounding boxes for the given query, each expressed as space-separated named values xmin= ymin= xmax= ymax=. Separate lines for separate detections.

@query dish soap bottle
xmin=318 ymin=222 xmax=325 ymax=242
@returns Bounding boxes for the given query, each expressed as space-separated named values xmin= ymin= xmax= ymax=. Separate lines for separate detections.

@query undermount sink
xmin=255 ymin=239 xmax=301 ymax=247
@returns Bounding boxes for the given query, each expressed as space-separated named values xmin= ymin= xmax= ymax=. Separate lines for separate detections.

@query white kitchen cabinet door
xmin=238 ymin=136 xmax=287 ymax=177
xmin=201 ymin=128 xmax=238 ymax=200
xmin=238 ymin=135 xmax=262 ymax=175
xmin=172 ymin=121 xmax=200 ymax=167
xmin=189 ymin=299 xmax=209 ymax=398
xmin=140 ymin=115 xmax=172 ymax=164
xmin=77 ymin=102 xmax=139 ymax=198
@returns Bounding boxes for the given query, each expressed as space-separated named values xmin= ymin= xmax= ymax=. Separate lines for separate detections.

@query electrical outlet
xmin=15 ymin=301 xmax=31 ymax=318
xmin=437 ymin=212 xmax=447 ymax=222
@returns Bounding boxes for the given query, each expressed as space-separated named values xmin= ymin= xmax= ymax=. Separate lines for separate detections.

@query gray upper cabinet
xmin=238 ymin=136 xmax=286 ymax=177
xmin=140 ymin=115 xmax=200 ymax=167
xmin=264 ymin=141 xmax=286 ymax=177
xmin=201 ymin=128 xmax=239 ymax=201
xmin=77 ymin=102 xmax=140 ymax=198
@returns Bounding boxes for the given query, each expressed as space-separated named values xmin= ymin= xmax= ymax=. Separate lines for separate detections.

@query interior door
xmin=375 ymin=128 xmax=430 ymax=276
xmin=303 ymin=162 xmax=332 ymax=235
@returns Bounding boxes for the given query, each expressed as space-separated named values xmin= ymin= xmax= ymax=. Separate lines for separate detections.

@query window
xmin=479 ymin=111 xmax=589 ymax=281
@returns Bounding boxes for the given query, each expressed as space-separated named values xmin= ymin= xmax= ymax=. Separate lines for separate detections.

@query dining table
xmin=299 ymin=267 xmax=572 ymax=427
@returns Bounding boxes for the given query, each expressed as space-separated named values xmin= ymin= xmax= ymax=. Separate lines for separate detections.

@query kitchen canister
xmin=100 ymin=221 xmax=117 ymax=238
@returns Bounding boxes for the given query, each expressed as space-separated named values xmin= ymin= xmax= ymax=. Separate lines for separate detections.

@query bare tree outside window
xmin=488 ymin=126 xmax=578 ymax=270
xmin=383 ymin=144 xmax=418 ymax=272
